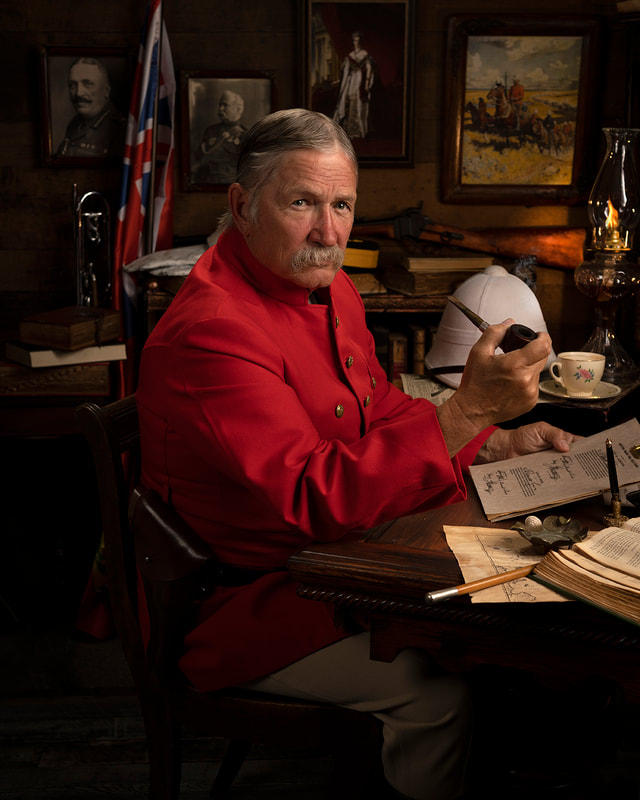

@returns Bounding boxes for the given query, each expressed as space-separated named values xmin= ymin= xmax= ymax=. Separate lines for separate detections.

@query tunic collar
xmin=216 ymin=227 xmax=333 ymax=307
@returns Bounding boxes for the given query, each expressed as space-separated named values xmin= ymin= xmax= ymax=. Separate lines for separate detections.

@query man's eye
xmin=292 ymin=199 xmax=307 ymax=207
xmin=336 ymin=201 xmax=352 ymax=211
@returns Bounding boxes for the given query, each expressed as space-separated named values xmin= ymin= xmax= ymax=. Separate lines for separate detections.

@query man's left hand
xmin=474 ymin=422 xmax=581 ymax=464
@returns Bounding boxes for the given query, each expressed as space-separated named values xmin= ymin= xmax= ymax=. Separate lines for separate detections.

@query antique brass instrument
xmin=73 ymin=184 xmax=112 ymax=307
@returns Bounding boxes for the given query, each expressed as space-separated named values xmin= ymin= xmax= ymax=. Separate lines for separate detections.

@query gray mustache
xmin=292 ymin=246 xmax=344 ymax=271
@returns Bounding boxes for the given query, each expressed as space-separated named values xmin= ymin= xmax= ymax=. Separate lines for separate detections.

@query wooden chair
xmin=75 ymin=395 xmax=381 ymax=800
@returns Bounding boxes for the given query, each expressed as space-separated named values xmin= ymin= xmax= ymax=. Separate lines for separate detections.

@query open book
xmin=533 ymin=518 xmax=640 ymax=625
xmin=468 ymin=418 xmax=640 ymax=521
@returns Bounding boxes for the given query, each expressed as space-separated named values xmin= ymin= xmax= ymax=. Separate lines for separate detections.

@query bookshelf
xmin=144 ymin=277 xmax=447 ymax=382
xmin=362 ymin=294 xmax=446 ymax=312
xmin=144 ymin=278 xmax=447 ymax=330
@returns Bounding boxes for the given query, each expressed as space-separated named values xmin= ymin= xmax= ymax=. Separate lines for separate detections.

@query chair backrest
xmin=76 ymin=397 xmax=146 ymax=686
xmin=76 ymin=396 xmax=217 ymax=691
xmin=131 ymin=484 xmax=217 ymax=685
xmin=78 ymin=397 xmax=384 ymax=800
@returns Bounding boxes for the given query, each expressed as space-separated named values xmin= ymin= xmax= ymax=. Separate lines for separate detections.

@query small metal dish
xmin=511 ymin=515 xmax=588 ymax=555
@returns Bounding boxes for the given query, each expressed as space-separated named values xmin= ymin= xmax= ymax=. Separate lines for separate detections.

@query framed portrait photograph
xmin=441 ymin=16 xmax=603 ymax=205
xmin=301 ymin=0 xmax=415 ymax=166
xmin=39 ymin=46 xmax=131 ymax=167
xmin=181 ymin=71 xmax=274 ymax=191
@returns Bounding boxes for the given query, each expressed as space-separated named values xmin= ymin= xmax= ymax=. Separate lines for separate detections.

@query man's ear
xmin=228 ymin=183 xmax=252 ymax=237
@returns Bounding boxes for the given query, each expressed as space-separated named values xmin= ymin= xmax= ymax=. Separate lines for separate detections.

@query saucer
xmin=539 ymin=379 xmax=621 ymax=401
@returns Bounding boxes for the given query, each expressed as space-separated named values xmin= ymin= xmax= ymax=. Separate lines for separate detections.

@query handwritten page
xmin=443 ymin=525 xmax=566 ymax=603
xmin=400 ymin=373 xmax=456 ymax=406
xmin=469 ymin=418 xmax=640 ymax=521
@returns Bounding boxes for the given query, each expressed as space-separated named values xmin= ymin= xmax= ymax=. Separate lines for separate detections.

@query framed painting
xmin=180 ymin=71 xmax=274 ymax=191
xmin=39 ymin=46 xmax=130 ymax=167
xmin=441 ymin=16 xmax=603 ymax=204
xmin=301 ymin=0 xmax=415 ymax=166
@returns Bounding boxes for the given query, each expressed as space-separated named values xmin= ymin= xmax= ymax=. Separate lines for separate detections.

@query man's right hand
xmin=435 ymin=320 xmax=551 ymax=457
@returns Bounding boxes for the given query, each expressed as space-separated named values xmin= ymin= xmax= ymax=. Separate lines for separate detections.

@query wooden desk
xmin=288 ymin=484 xmax=640 ymax=703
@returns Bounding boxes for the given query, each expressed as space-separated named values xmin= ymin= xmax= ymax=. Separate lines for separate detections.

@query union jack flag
xmin=112 ymin=0 xmax=175 ymax=396
xmin=76 ymin=1 xmax=175 ymax=640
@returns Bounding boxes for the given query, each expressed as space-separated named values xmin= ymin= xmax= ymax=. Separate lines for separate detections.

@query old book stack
xmin=342 ymin=237 xmax=386 ymax=296
xmin=372 ymin=323 xmax=431 ymax=387
xmin=1 ymin=306 xmax=125 ymax=397
xmin=381 ymin=256 xmax=494 ymax=297
xmin=533 ymin=517 xmax=640 ymax=626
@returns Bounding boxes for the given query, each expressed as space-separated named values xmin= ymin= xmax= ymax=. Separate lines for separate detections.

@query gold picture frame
xmin=441 ymin=15 xmax=603 ymax=205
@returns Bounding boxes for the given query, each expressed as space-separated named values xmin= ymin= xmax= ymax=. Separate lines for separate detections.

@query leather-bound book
xmin=18 ymin=306 xmax=122 ymax=351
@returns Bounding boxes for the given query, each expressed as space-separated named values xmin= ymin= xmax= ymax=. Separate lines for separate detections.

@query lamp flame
xmin=605 ymin=199 xmax=619 ymax=232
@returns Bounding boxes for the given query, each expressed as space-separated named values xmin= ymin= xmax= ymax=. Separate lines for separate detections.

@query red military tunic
xmin=137 ymin=228 xmax=493 ymax=691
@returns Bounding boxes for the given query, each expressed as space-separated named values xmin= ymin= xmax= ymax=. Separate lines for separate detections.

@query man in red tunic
xmin=508 ymin=77 xmax=525 ymax=112
xmin=136 ymin=109 xmax=577 ymax=799
xmin=508 ymin=77 xmax=525 ymax=129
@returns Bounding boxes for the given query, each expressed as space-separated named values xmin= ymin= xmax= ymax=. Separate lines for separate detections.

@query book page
xmin=623 ymin=517 xmax=640 ymax=533
xmin=533 ymin=550 xmax=640 ymax=626
xmin=572 ymin=521 xmax=640 ymax=579
xmin=443 ymin=525 xmax=566 ymax=603
xmin=551 ymin=547 xmax=640 ymax=593
xmin=468 ymin=418 xmax=640 ymax=521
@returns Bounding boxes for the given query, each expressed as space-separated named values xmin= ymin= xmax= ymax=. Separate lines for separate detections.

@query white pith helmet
xmin=424 ymin=265 xmax=556 ymax=389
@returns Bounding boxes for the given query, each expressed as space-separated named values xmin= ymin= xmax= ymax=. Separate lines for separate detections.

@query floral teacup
xmin=549 ymin=351 xmax=605 ymax=397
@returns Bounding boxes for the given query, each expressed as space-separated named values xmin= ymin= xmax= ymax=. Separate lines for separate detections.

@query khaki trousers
xmin=241 ymin=632 xmax=471 ymax=800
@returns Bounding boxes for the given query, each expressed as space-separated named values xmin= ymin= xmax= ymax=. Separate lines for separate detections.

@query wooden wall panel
xmin=0 ymin=0 xmax=626 ymax=345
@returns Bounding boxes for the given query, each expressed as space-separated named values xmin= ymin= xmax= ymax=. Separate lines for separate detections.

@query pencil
xmin=425 ymin=564 xmax=536 ymax=604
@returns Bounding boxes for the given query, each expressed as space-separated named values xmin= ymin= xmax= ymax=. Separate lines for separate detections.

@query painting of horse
xmin=459 ymin=33 xmax=583 ymax=186
xmin=486 ymin=83 xmax=518 ymax=130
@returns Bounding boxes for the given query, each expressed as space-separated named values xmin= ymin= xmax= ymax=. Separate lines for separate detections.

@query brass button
xmin=335 ymin=404 xmax=344 ymax=418
xmin=364 ymin=395 xmax=371 ymax=406
xmin=335 ymin=316 xmax=340 ymax=327
xmin=346 ymin=355 xmax=354 ymax=368
xmin=372 ymin=377 xmax=377 ymax=388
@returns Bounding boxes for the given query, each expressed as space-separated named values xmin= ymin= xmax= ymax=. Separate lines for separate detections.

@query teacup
xmin=549 ymin=351 xmax=605 ymax=397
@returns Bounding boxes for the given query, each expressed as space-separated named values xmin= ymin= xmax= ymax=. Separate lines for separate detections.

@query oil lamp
xmin=574 ymin=128 xmax=640 ymax=383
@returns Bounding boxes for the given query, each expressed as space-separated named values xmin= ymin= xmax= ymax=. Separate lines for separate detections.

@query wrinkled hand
xmin=436 ymin=320 xmax=551 ymax=456
xmin=474 ymin=422 xmax=581 ymax=464
xmin=455 ymin=320 xmax=551 ymax=423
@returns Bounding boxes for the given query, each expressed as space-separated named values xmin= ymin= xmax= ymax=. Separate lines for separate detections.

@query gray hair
xmin=69 ymin=57 xmax=111 ymax=87
xmin=217 ymin=108 xmax=358 ymax=232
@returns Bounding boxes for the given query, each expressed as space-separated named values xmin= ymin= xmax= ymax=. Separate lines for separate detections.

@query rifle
xmin=351 ymin=204 xmax=588 ymax=271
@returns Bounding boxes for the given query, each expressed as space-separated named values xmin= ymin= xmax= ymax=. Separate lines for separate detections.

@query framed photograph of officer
xmin=180 ymin=70 xmax=274 ymax=191
xmin=39 ymin=46 xmax=130 ymax=167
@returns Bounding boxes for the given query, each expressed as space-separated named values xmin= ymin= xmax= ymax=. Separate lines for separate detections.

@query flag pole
xmin=144 ymin=0 xmax=163 ymax=255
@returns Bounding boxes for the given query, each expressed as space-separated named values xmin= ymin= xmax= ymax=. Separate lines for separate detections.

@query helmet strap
xmin=425 ymin=365 xmax=465 ymax=376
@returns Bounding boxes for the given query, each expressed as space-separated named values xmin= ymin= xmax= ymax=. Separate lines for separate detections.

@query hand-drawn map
xmin=443 ymin=525 xmax=566 ymax=603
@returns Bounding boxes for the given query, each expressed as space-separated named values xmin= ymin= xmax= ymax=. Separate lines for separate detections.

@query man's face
xmin=234 ymin=148 xmax=357 ymax=291
xmin=218 ymin=94 xmax=243 ymax=124
xmin=68 ymin=63 xmax=110 ymax=118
